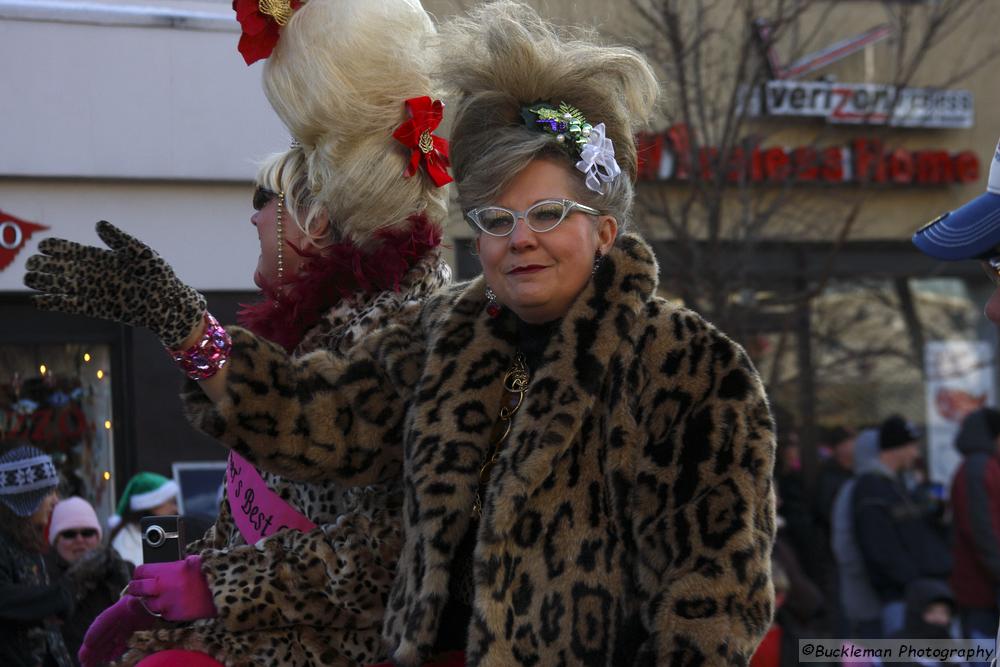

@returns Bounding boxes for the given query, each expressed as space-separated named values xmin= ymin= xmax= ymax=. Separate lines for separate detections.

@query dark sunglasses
xmin=253 ymin=186 xmax=278 ymax=211
xmin=60 ymin=528 xmax=98 ymax=540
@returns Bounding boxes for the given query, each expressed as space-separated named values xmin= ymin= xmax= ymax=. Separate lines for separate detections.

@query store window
xmin=0 ymin=343 xmax=115 ymax=524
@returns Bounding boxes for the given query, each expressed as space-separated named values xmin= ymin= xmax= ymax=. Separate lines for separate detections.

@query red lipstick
xmin=508 ymin=264 xmax=547 ymax=275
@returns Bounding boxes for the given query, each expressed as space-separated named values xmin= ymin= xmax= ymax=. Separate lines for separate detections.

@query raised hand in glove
xmin=23 ymin=220 xmax=206 ymax=348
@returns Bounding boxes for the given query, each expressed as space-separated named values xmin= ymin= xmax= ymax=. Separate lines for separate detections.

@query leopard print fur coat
xmin=119 ymin=251 xmax=452 ymax=667
xmin=189 ymin=234 xmax=776 ymax=666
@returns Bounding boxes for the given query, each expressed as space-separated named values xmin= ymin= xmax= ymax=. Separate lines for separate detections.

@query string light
xmin=83 ymin=353 xmax=91 ymax=363
xmin=39 ymin=364 xmax=46 ymax=375
xmin=103 ymin=471 xmax=111 ymax=481
xmin=104 ymin=420 xmax=111 ymax=430
xmin=96 ymin=370 xmax=104 ymax=380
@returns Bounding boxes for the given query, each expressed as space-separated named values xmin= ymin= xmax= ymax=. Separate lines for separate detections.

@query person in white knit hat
xmin=108 ymin=472 xmax=179 ymax=567
xmin=46 ymin=496 xmax=133 ymax=662
xmin=50 ymin=496 xmax=103 ymax=562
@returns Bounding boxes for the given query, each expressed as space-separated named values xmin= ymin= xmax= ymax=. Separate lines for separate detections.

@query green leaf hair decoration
xmin=521 ymin=101 xmax=595 ymax=157
xmin=520 ymin=100 xmax=622 ymax=195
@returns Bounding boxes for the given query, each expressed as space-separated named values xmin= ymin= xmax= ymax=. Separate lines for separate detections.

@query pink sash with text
xmin=226 ymin=452 xmax=316 ymax=544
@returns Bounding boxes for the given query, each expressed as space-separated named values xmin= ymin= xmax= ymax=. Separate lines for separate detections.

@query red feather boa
xmin=237 ymin=215 xmax=442 ymax=352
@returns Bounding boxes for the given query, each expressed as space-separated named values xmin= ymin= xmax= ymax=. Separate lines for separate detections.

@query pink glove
xmin=78 ymin=595 xmax=156 ymax=667
xmin=127 ymin=555 xmax=218 ymax=622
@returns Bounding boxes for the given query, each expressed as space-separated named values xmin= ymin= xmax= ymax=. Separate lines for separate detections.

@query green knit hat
xmin=108 ymin=472 xmax=178 ymax=529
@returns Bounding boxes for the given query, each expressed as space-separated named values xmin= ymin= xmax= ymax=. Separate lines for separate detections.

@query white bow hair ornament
xmin=575 ymin=123 xmax=621 ymax=195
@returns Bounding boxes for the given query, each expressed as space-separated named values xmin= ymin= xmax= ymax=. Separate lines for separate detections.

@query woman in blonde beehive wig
xmin=56 ymin=1 xmax=454 ymax=666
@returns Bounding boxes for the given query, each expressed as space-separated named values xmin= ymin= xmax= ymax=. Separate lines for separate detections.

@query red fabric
xmin=367 ymin=651 xmax=465 ymax=667
xmin=749 ymin=624 xmax=782 ymax=667
xmin=393 ymin=96 xmax=453 ymax=187
xmin=950 ymin=456 xmax=1000 ymax=608
xmin=136 ymin=650 xmax=225 ymax=667
xmin=237 ymin=215 xmax=441 ymax=352
xmin=232 ymin=0 xmax=302 ymax=65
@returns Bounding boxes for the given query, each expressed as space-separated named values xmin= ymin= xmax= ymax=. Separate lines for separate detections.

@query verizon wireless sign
xmin=745 ymin=80 xmax=974 ymax=129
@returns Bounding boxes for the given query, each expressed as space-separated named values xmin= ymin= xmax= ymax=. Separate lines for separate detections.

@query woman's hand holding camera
xmin=127 ymin=555 xmax=218 ymax=621
xmin=77 ymin=555 xmax=216 ymax=667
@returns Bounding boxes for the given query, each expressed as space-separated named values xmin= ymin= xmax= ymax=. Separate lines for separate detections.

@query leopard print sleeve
xmin=198 ymin=510 xmax=400 ymax=642
xmin=631 ymin=305 xmax=777 ymax=665
xmin=183 ymin=310 xmax=428 ymax=487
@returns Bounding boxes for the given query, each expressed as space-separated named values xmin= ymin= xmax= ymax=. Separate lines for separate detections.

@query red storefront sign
xmin=636 ymin=124 xmax=979 ymax=186
xmin=0 ymin=404 xmax=92 ymax=451
xmin=0 ymin=210 xmax=49 ymax=272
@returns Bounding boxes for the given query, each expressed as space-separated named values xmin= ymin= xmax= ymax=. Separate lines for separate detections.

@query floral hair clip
xmin=521 ymin=102 xmax=621 ymax=195
xmin=393 ymin=96 xmax=453 ymax=188
xmin=233 ymin=0 xmax=303 ymax=65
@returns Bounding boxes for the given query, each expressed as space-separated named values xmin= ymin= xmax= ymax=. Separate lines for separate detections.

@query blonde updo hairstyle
xmin=261 ymin=0 xmax=447 ymax=247
xmin=254 ymin=146 xmax=327 ymax=246
xmin=437 ymin=1 xmax=658 ymax=233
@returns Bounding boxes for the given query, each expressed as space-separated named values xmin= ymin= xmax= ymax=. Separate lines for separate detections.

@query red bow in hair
xmin=233 ymin=0 xmax=302 ymax=65
xmin=393 ymin=96 xmax=453 ymax=187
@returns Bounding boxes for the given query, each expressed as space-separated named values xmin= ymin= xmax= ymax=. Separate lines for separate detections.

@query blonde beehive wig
xmin=262 ymin=0 xmax=447 ymax=246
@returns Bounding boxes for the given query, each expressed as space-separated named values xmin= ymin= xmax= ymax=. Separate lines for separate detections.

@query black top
xmin=516 ymin=317 xmax=561 ymax=372
xmin=852 ymin=469 xmax=952 ymax=602
xmin=45 ymin=547 xmax=133 ymax=664
xmin=0 ymin=529 xmax=73 ymax=667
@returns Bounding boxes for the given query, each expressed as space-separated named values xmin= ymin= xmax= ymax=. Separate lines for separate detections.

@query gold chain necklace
xmin=472 ymin=351 xmax=529 ymax=517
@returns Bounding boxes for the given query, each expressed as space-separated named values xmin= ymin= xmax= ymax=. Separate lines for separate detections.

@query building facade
xmin=2 ymin=0 xmax=998 ymax=517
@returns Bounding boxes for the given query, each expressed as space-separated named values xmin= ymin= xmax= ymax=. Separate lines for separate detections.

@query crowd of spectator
xmin=756 ymin=406 xmax=1000 ymax=666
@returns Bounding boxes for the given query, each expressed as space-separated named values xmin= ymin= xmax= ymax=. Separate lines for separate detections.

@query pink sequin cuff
xmin=167 ymin=312 xmax=232 ymax=381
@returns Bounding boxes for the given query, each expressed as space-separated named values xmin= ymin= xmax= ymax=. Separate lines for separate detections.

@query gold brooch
xmin=258 ymin=0 xmax=293 ymax=26
xmin=418 ymin=130 xmax=434 ymax=155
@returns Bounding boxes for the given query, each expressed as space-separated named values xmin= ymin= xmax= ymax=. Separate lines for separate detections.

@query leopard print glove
xmin=23 ymin=220 xmax=207 ymax=348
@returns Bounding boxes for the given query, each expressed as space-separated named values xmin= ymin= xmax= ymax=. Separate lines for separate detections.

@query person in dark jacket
xmin=773 ymin=519 xmax=825 ymax=629
xmin=44 ymin=497 xmax=133 ymax=665
xmin=914 ymin=138 xmax=1000 ymax=667
xmin=0 ymin=444 xmax=73 ymax=667
xmin=774 ymin=406 xmax=825 ymax=582
xmin=814 ymin=425 xmax=856 ymax=636
xmin=949 ymin=407 xmax=1000 ymax=641
xmin=815 ymin=426 xmax=856 ymax=534
xmin=832 ymin=428 xmax=884 ymax=638
xmin=889 ymin=579 xmax=957 ymax=667
xmin=853 ymin=415 xmax=952 ymax=637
